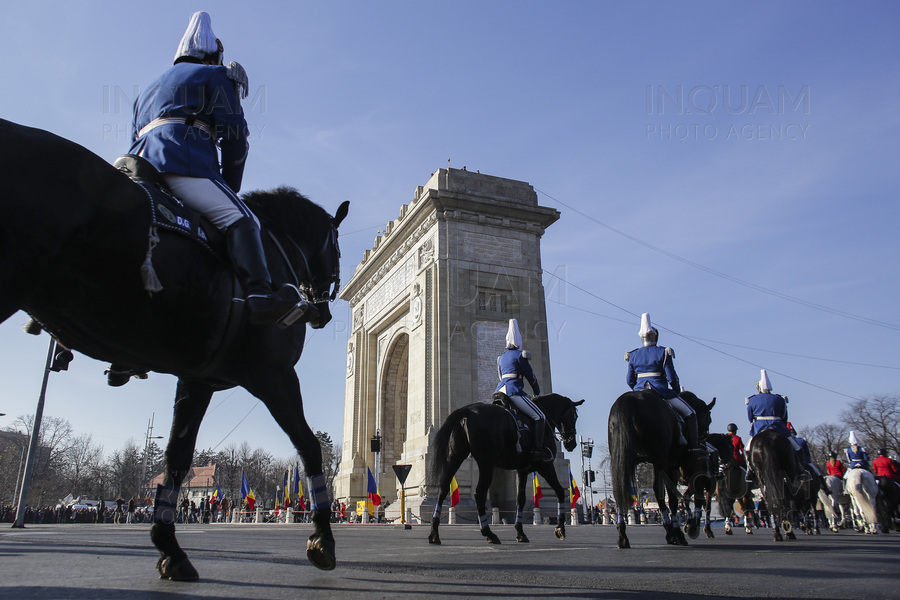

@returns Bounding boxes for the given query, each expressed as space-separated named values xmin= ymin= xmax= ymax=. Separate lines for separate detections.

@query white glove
xmin=226 ymin=61 xmax=249 ymax=99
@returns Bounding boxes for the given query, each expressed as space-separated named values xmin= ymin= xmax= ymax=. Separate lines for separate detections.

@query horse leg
xmin=703 ymin=491 xmax=714 ymax=539
xmin=428 ymin=447 xmax=467 ymax=545
xmin=514 ymin=471 xmax=529 ymax=543
xmin=538 ymin=463 xmax=569 ymax=541
xmin=473 ymin=459 xmax=500 ymax=544
xmin=655 ymin=468 xmax=684 ymax=545
xmin=151 ymin=379 xmax=212 ymax=581
xmin=249 ymin=370 xmax=334 ymax=570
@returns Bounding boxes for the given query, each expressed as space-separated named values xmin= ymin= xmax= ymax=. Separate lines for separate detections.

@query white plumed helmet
xmin=758 ymin=369 xmax=772 ymax=393
xmin=639 ymin=313 xmax=658 ymax=346
xmin=506 ymin=319 xmax=522 ymax=350
xmin=174 ymin=11 xmax=222 ymax=64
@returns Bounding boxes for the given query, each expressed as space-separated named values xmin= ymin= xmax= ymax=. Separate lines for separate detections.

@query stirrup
xmin=276 ymin=300 xmax=318 ymax=329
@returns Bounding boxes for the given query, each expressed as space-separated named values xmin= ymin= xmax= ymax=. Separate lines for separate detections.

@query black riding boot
xmin=531 ymin=418 xmax=553 ymax=462
xmin=684 ymin=414 xmax=708 ymax=474
xmin=226 ymin=217 xmax=300 ymax=325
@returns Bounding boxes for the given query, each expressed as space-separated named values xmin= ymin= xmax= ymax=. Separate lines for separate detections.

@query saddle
xmin=491 ymin=392 xmax=552 ymax=458
xmin=114 ymin=154 xmax=223 ymax=256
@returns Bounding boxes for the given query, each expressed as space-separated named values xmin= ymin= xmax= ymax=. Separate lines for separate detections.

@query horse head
xmin=541 ymin=395 xmax=585 ymax=453
xmin=680 ymin=391 xmax=715 ymax=438
xmin=243 ymin=189 xmax=349 ymax=329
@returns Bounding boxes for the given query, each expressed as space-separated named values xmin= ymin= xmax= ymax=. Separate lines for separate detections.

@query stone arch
xmin=378 ymin=331 xmax=409 ymax=501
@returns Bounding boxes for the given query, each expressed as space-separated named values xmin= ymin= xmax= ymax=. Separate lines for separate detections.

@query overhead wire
xmin=535 ymin=188 xmax=900 ymax=331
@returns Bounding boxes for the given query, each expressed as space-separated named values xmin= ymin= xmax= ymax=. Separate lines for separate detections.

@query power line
xmin=541 ymin=271 xmax=863 ymax=401
xmin=535 ymin=188 xmax=900 ymax=332
xmin=548 ymin=299 xmax=899 ymax=371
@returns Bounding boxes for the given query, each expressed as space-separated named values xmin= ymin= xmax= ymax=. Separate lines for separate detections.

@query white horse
xmin=825 ymin=475 xmax=851 ymax=531
xmin=845 ymin=468 xmax=879 ymax=533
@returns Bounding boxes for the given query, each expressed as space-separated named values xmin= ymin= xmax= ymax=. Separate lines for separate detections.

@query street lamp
xmin=13 ymin=337 xmax=68 ymax=528
xmin=139 ymin=412 xmax=164 ymax=502
xmin=579 ymin=437 xmax=595 ymax=523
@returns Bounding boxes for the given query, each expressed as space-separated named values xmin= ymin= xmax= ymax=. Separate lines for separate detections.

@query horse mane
xmin=241 ymin=186 xmax=332 ymax=242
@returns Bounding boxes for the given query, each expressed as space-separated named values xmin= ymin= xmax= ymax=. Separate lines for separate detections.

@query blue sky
xmin=1 ymin=2 xmax=898 ymax=475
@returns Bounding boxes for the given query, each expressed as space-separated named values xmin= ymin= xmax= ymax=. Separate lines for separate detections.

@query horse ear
xmin=333 ymin=201 xmax=350 ymax=228
xmin=707 ymin=397 xmax=716 ymax=409
xmin=574 ymin=399 xmax=585 ymax=406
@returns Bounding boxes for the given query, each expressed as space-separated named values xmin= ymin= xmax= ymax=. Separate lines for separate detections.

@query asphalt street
xmin=0 ymin=521 xmax=897 ymax=599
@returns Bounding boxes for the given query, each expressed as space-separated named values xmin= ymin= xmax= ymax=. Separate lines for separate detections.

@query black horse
xmin=427 ymin=393 xmax=584 ymax=545
xmin=747 ymin=429 xmax=819 ymax=541
xmin=707 ymin=432 xmax=757 ymax=535
xmin=608 ymin=390 xmax=715 ymax=548
xmin=682 ymin=438 xmax=720 ymax=539
xmin=0 ymin=119 xmax=347 ymax=578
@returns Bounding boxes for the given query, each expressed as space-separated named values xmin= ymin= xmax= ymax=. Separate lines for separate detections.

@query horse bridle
xmin=266 ymin=224 xmax=341 ymax=305
xmin=547 ymin=405 xmax=577 ymax=447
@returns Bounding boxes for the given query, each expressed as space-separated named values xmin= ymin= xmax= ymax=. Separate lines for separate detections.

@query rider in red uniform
xmin=873 ymin=449 xmax=900 ymax=482
xmin=826 ymin=451 xmax=846 ymax=478
xmin=726 ymin=423 xmax=746 ymax=468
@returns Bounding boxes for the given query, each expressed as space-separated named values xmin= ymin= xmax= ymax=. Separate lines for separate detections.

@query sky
xmin=1 ymin=2 xmax=898 ymax=483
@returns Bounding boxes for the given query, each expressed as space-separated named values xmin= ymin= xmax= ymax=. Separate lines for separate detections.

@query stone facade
xmin=334 ymin=168 xmax=564 ymax=521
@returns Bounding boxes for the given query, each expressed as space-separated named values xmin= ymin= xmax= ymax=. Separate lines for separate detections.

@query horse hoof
xmin=705 ymin=525 xmax=714 ymax=539
xmin=486 ymin=534 xmax=501 ymax=544
xmin=306 ymin=533 xmax=336 ymax=571
xmin=617 ymin=538 xmax=630 ymax=549
xmin=725 ymin=528 xmax=733 ymax=535
xmin=157 ymin=556 xmax=199 ymax=581
xmin=516 ymin=534 xmax=530 ymax=543
xmin=428 ymin=531 xmax=442 ymax=545
xmin=745 ymin=528 xmax=753 ymax=535
xmin=786 ymin=531 xmax=797 ymax=540
xmin=554 ymin=528 xmax=565 ymax=541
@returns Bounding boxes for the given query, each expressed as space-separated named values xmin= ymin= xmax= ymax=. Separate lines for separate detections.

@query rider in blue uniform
xmin=745 ymin=369 xmax=791 ymax=437
xmin=625 ymin=313 xmax=706 ymax=464
xmin=744 ymin=369 xmax=790 ymax=481
xmin=130 ymin=11 xmax=299 ymax=325
xmin=846 ymin=431 xmax=871 ymax=470
xmin=496 ymin=319 xmax=550 ymax=462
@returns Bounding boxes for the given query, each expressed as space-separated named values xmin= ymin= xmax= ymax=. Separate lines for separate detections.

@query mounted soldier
xmin=725 ymin=423 xmax=746 ymax=469
xmin=744 ymin=369 xmax=791 ymax=480
xmin=495 ymin=319 xmax=551 ymax=462
xmin=625 ymin=313 xmax=707 ymax=471
xmin=846 ymin=431 xmax=871 ymax=470
xmin=130 ymin=11 xmax=301 ymax=325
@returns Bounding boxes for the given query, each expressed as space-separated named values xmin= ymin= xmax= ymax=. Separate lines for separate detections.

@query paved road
xmin=1 ymin=521 xmax=897 ymax=599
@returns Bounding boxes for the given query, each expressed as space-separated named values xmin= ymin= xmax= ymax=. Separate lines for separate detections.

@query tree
xmin=61 ymin=433 xmax=104 ymax=498
xmin=105 ymin=439 xmax=143 ymax=499
xmin=840 ymin=394 xmax=900 ymax=457
xmin=316 ymin=430 xmax=341 ymax=496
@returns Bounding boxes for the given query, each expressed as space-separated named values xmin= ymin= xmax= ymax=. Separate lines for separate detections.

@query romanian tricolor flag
xmin=283 ymin=470 xmax=291 ymax=509
xmin=533 ymin=472 xmax=543 ymax=508
xmin=568 ymin=467 xmax=581 ymax=505
xmin=367 ymin=467 xmax=381 ymax=507
xmin=241 ymin=471 xmax=256 ymax=511
xmin=210 ymin=484 xmax=222 ymax=505
xmin=295 ymin=465 xmax=306 ymax=510
xmin=450 ymin=476 xmax=461 ymax=507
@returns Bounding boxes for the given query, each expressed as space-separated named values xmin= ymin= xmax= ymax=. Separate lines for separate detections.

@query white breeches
xmin=163 ymin=174 xmax=259 ymax=230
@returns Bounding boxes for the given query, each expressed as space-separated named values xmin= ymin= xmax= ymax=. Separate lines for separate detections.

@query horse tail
xmin=608 ymin=395 xmax=637 ymax=520
xmin=428 ymin=407 xmax=470 ymax=487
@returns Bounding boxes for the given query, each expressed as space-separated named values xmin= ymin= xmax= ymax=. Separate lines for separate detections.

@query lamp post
xmin=370 ymin=429 xmax=381 ymax=522
xmin=580 ymin=436 xmax=594 ymax=523
xmin=12 ymin=337 xmax=70 ymax=528
xmin=139 ymin=412 xmax=164 ymax=502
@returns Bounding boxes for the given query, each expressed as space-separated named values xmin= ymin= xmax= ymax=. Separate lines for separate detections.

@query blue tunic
xmin=130 ymin=62 xmax=249 ymax=192
xmin=496 ymin=349 xmax=540 ymax=397
xmin=846 ymin=446 xmax=870 ymax=470
xmin=625 ymin=345 xmax=679 ymax=400
xmin=746 ymin=392 xmax=790 ymax=437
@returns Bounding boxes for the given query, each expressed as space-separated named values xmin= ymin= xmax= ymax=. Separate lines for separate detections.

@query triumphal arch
xmin=334 ymin=168 xmax=562 ymax=520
